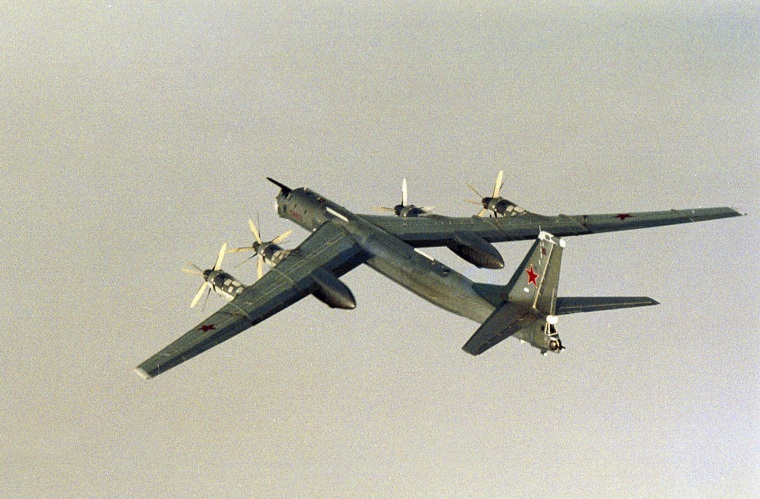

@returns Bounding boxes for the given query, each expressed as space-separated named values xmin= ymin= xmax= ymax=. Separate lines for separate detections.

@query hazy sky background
xmin=1 ymin=2 xmax=758 ymax=497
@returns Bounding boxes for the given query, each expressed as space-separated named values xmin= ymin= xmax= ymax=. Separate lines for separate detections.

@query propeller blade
xmin=228 ymin=246 xmax=254 ymax=253
xmin=233 ymin=252 xmax=258 ymax=269
xmin=182 ymin=262 xmax=205 ymax=276
xmin=477 ymin=207 xmax=488 ymax=217
xmin=401 ymin=178 xmax=408 ymax=206
xmin=257 ymin=255 xmax=264 ymax=280
xmin=465 ymin=199 xmax=483 ymax=206
xmin=271 ymin=230 xmax=292 ymax=245
xmin=467 ymin=183 xmax=484 ymax=198
xmin=213 ymin=243 xmax=227 ymax=271
xmin=493 ymin=170 xmax=504 ymax=198
xmin=420 ymin=206 xmax=436 ymax=213
xmin=373 ymin=206 xmax=396 ymax=213
xmin=190 ymin=281 xmax=209 ymax=308
xmin=248 ymin=219 xmax=262 ymax=244
xmin=201 ymin=286 xmax=212 ymax=312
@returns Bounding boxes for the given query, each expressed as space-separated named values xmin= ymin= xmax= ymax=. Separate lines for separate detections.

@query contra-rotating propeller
xmin=182 ymin=243 xmax=228 ymax=309
xmin=374 ymin=178 xmax=435 ymax=217
xmin=466 ymin=170 xmax=525 ymax=217
xmin=228 ymin=218 xmax=292 ymax=279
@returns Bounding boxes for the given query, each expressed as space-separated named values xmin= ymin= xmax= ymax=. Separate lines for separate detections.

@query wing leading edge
xmin=135 ymin=222 xmax=366 ymax=379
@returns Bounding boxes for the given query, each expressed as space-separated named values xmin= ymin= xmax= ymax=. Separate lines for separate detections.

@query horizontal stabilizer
xmin=462 ymin=302 xmax=531 ymax=355
xmin=555 ymin=296 xmax=658 ymax=315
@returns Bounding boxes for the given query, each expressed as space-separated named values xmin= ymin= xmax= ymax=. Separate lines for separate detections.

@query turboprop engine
xmin=375 ymin=178 xmax=435 ymax=218
xmin=230 ymin=218 xmax=355 ymax=310
xmin=182 ymin=243 xmax=246 ymax=308
xmin=228 ymin=218 xmax=292 ymax=279
xmin=466 ymin=170 xmax=527 ymax=218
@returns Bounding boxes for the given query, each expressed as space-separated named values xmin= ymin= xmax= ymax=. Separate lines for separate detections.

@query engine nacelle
xmin=311 ymin=268 xmax=356 ymax=309
xmin=485 ymin=197 xmax=526 ymax=217
xmin=208 ymin=271 xmax=246 ymax=301
xmin=446 ymin=232 xmax=505 ymax=269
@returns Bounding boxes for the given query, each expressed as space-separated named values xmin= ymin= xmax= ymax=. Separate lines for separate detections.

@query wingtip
xmin=719 ymin=206 xmax=745 ymax=217
xmin=133 ymin=367 xmax=152 ymax=380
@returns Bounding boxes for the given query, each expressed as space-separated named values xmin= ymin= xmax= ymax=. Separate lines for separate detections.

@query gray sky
xmin=1 ymin=2 xmax=758 ymax=497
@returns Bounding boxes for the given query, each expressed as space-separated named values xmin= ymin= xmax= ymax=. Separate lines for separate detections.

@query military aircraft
xmin=134 ymin=177 xmax=741 ymax=379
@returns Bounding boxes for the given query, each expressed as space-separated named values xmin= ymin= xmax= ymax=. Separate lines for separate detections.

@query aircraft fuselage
xmin=276 ymin=187 xmax=496 ymax=324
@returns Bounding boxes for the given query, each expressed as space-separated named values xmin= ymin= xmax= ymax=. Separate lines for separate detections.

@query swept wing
xmin=135 ymin=222 xmax=366 ymax=379
xmin=361 ymin=207 xmax=741 ymax=245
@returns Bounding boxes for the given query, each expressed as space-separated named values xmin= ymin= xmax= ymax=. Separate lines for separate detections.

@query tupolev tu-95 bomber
xmin=134 ymin=174 xmax=741 ymax=379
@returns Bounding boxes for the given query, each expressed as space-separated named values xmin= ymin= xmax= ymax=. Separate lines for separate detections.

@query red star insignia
xmin=526 ymin=265 xmax=539 ymax=286
xmin=541 ymin=247 xmax=547 ymax=255
xmin=199 ymin=324 xmax=216 ymax=332
xmin=616 ymin=213 xmax=632 ymax=221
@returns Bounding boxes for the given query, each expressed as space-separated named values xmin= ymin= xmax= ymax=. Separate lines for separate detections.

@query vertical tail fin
xmin=466 ymin=231 xmax=659 ymax=356
xmin=505 ymin=231 xmax=565 ymax=315
xmin=464 ymin=232 xmax=565 ymax=355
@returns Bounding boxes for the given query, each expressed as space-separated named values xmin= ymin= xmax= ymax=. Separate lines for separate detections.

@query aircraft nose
xmin=275 ymin=195 xmax=289 ymax=217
